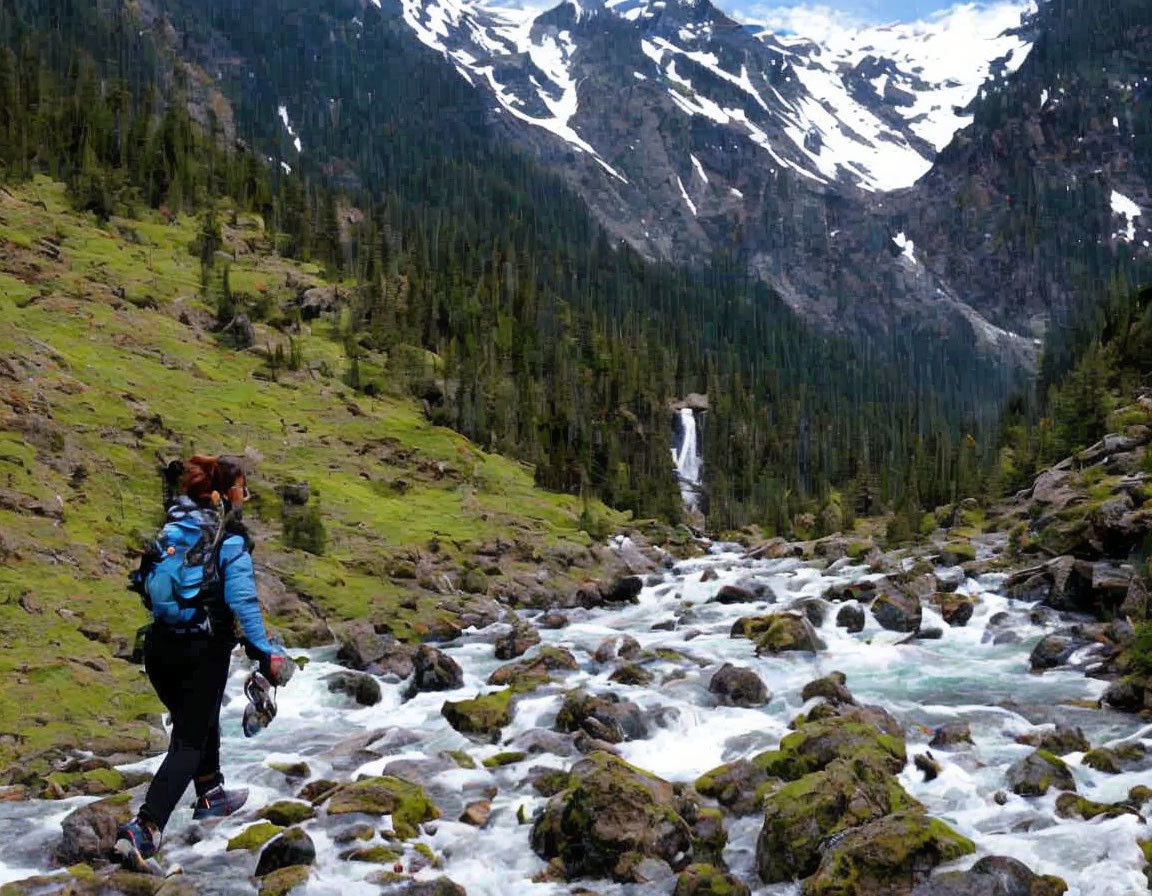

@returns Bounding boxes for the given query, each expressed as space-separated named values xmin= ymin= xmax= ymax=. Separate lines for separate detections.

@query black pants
xmin=140 ymin=628 xmax=234 ymax=831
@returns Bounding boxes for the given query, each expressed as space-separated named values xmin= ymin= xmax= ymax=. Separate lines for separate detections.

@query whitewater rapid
xmin=1 ymin=544 xmax=1149 ymax=895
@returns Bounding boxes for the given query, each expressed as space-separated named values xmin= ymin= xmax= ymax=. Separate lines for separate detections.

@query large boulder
xmin=1028 ymin=633 xmax=1088 ymax=671
xmin=601 ymin=576 xmax=644 ymax=604
xmin=755 ymin=707 xmax=907 ymax=781
xmin=674 ymin=864 xmax=751 ymax=896
xmin=1014 ymin=726 xmax=1089 ymax=756
xmin=836 ymin=604 xmax=866 ymax=633
xmin=1005 ymin=751 xmax=1076 ymax=797
xmin=929 ymin=723 xmax=973 ymax=751
xmin=325 ymin=776 xmax=440 ymax=839
xmin=554 ymin=691 xmax=647 ymax=744
xmin=801 ymin=811 xmax=975 ymax=896
xmin=494 ymin=624 xmax=540 ymax=660
xmin=756 ymin=757 xmax=921 ymax=883
xmin=441 ymin=689 xmax=515 ymax=740
xmin=255 ymin=828 xmax=315 ymax=877
xmin=932 ymin=593 xmax=976 ymax=627
xmin=530 ymin=752 xmax=693 ymax=881
xmin=752 ymin=613 xmax=826 ymax=654
xmin=335 ymin=622 xmax=415 ymax=678
xmin=709 ymin=664 xmax=770 ymax=707
xmin=325 ymin=670 xmax=383 ymax=707
xmin=488 ymin=647 xmax=578 ymax=691
xmin=871 ymin=586 xmax=922 ymax=634
xmin=405 ymin=646 xmax=464 ymax=698
xmin=910 ymin=855 xmax=1067 ymax=896
xmin=57 ymin=792 xmax=133 ymax=864
xmin=694 ymin=759 xmax=775 ymax=816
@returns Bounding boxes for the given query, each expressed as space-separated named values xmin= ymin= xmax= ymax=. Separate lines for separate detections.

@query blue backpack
xmin=131 ymin=499 xmax=230 ymax=631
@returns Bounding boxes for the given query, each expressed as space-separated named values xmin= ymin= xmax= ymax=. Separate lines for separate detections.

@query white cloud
xmin=735 ymin=3 xmax=870 ymax=39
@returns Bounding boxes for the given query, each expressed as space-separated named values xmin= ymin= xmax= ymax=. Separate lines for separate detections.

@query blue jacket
xmin=147 ymin=497 xmax=274 ymax=656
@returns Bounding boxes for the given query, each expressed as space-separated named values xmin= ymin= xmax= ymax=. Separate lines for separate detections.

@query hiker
xmin=115 ymin=454 xmax=294 ymax=873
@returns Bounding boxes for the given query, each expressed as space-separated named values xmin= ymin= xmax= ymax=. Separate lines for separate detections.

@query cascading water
xmin=2 ymin=543 xmax=1150 ymax=896
xmin=671 ymin=407 xmax=702 ymax=509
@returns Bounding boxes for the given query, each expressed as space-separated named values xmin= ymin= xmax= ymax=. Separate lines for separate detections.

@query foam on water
xmin=1 ymin=545 xmax=1150 ymax=894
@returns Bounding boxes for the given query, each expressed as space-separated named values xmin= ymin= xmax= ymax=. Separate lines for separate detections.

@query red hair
xmin=183 ymin=455 xmax=245 ymax=506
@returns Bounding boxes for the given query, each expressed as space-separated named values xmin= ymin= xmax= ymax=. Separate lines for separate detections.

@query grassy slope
xmin=0 ymin=178 xmax=626 ymax=767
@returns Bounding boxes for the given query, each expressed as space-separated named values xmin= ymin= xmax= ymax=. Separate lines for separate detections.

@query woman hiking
xmin=115 ymin=454 xmax=294 ymax=873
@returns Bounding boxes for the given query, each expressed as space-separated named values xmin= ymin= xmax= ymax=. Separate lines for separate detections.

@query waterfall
xmin=671 ymin=407 xmax=702 ymax=509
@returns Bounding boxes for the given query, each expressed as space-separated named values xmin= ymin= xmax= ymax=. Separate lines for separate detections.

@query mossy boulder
xmin=752 ymin=613 xmax=826 ymax=654
xmin=494 ymin=624 xmax=540 ymax=660
xmin=754 ymin=708 xmax=907 ymax=782
xmin=695 ymin=759 xmax=776 ymax=816
xmin=482 ymin=751 xmax=527 ymax=768
xmin=258 ymin=801 xmax=317 ymax=826
xmin=554 ymin=691 xmax=647 ymax=744
xmin=689 ymin=807 xmax=727 ymax=866
xmin=405 ymin=646 xmax=464 ymax=698
xmin=255 ymin=828 xmax=316 ymax=877
xmin=800 ymin=672 xmax=855 ymax=706
xmin=1006 ymin=750 xmax=1076 ymax=797
xmin=339 ymin=844 xmax=404 ymax=863
xmin=487 ymin=647 xmax=578 ymax=692
xmin=57 ymin=792 xmax=132 ymax=864
xmin=932 ymin=593 xmax=977 ymax=628
xmin=326 ymin=776 xmax=440 ymax=838
xmin=268 ymin=762 xmax=311 ymax=781
xmin=530 ymin=751 xmax=693 ymax=881
xmin=802 ymin=811 xmax=975 ymax=896
xmin=910 ymin=856 xmax=1067 ymax=896
xmin=42 ymin=766 xmax=138 ymax=799
xmin=257 ymin=866 xmax=310 ymax=896
xmin=1014 ymin=725 xmax=1089 ymax=756
xmin=756 ymin=757 xmax=922 ymax=883
xmin=610 ymin=663 xmax=655 ymax=686
xmin=870 ymin=588 xmax=922 ymax=634
xmin=1081 ymin=742 xmax=1147 ymax=773
xmin=441 ymin=689 xmax=514 ymax=739
xmin=709 ymin=663 xmax=769 ymax=707
xmin=939 ymin=542 xmax=976 ymax=565
xmin=673 ymin=864 xmax=751 ymax=896
xmin=227 ymin=822 xmax=286 ymax=852
xmin=1054 ymin=792 xmax=1139 ymax=821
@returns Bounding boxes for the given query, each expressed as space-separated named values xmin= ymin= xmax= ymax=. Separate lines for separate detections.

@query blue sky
xmin=728 ymin=0 xmax=966 ymax=26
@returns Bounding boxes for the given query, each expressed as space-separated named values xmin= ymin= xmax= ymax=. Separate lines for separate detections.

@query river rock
xmin=601 ymin=576 xmax=644 ymax=604
xmin=801 ymin=811 xmax=975 ymax=896
xmin=673 ymin=864 xmax=750 ymax=896
xmin=929 ymin=723 xmax=973 ymax=750
xmin=836 ymin=604 xmax=866 ymax=633
xmin=1028 ymin=634 xmax=1086 ymax=671
xmin=1081 ymin=742 xmax=1148 ymax=773
xmin=325 ymin=670 xmax=383 ymax=707
xmin=1101 ymin=676 xmax=1151 ymax=713
xmin=441 ymin=690 xmax=514 ymax=740
xmin=255 ymin=827 xmax=316 ymax=877
xmin=326 ymin=775 xmax=440 ymax=838
xmin=752 ymin=613 xmax=826 ymax=654
xmin=594 ymin=635 xmax=642 ymax=663
xmin=801 ymin=672 xmax=855 ymax=707
xmin=494 ymin=625 xmax=540 ymax=660
xmin=57 ymin=791 xmax=132 ymax=864
xmin=259 ymin=866 xmax=310 ymax=896
xmin=1054 ymin=792 xmax=1139 ymax=821
xmin=530 ymin=751 xmax=693 ymax=881
xmin=933 ymin=568 xmax=966 ymax=593
xmin=460 ymin=799 xmax=492 ymax=827
xmin=695 ymin=758 xmax=774 ymax=816
xmin=489 ymin=647 xmax=579 ymax=691
xmin=1014 ymin=726 xmax=1089 ymax=755
xmin=712 ymin=584 xmax=756 ymax=605
xmin=933 ymin=593 xmax=976 ymax=627
xmin=910 ymin=855 xmax=1068 ymax=896
xmin=538 ymin=611 xmax=569 ymax=629
xmin=258 ymin=801 xmax=317 ymax=826
xmin=708 ymin=663 xmax=770 ymax=707
xmin=405 ymin=646 xmax=464 ymax=698
xmin=555 ymin=691 xmax=647 ymax=743
xmin=871 ymin=587 xmax=922 ymax=633
xmin=335 ymin=621 xmax=415 ymax=678
xmin=610 ymin=663 xmax=655 ymax=686
xmin=1005 ymin=750 xmax=1076 ymax=796
xmin=758 ymin=705 xmax=907 ymax=780
xmin=757 ymin=756 xmax=921 ymax=883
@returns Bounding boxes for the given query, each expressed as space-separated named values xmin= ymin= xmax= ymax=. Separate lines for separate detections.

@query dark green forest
xmin=0 ymin=0 xmax=1139 ymax=537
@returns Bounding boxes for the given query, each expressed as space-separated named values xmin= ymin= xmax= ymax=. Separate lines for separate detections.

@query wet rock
xmin=914 ymin=752 xmax=941 ymax=782
xmin=801 ymin=672 xmax=855 ymax=707
xmin=933 ymin=568 xmax=966 ymax=593
xmin=1102 ymin=677 xmax=1151 ymax=714
xmin=757 ymin=706 xmax=907 ymax=781
xmin=1005 ymin=750 xmax=1076 ymax=796
xmin=793 ymin=598 xmax=827 ymax=627
xmin=332 ymin=823 xmax=376 ymax=844
xmin=836 ymin=604 xmax=866 ymax=633
xmin=325 ymin=776 xmax=441 ymax=838
xmin=555 ymin=691 xmax=647 ymax=744
xmin=459 ymin=800 xmax=492 ymax=827
xmin=914 ymin=627 xmax=944 ymax=641
xmin=255 ymin=827 xmax=316 ymax=877
xmin=325 ymin=670 xmax=383 ymax=707
xmin=509 ymin=729 xmax=578 ymax=757
xmin=494 ymin=625 xmax=540 ymax=660
xmin=610 ymin=663 xmax=655 ymax=686
xmin=910 ymin=855 xmax=1068 ymax=896
xmin=297 ymin=779 xmax=341 ymax=804
xmin=871 ymin=587 xmax=922 ymax=633
xmin=801 ymin=811 xmax=975 ymax=896
xmin=1028 ymin=634 xmax=1086 ymax=671
xmin=488 ymin=647 xmax=579 ymax=691
xmin=441 ymin=690 xmax=514 ymax=741
xmin=673 ymin=864 xmax=750 ymax=896
xmin=339 ymin=844 xmax=403 ymax=863
xmin=538 ymin=611 xmax=569 ymax=629
xmin=708 ymin=663 xmax=770 ymax=707
xmin=929 ymin=723 xmax=973 ymax=750
xmin=335 ymin=622 xmax=415 ymax=679
xmin=695 ymin=758 xmax=774 ymax=816
xmin=712 ymin=584 xmax=756 ymax=605
xmin=1054 ymin=792 xmax=1139 ymax=821
xmin=594 ymin=635 xmax=642 ymax=663
xmin=939 ymin=542 xmax=976 ymax=566
xmin=933 ymin=593 xmax=976 ymax=627
xmin=258 ymin=866 xmax=310 ymax=896
xmin=688 ymin=807 xmax=727 ymax=866
xmin=601 ymin=576 xmax=644 ymax=604
xmin=1081 ymin=742 xmax=1148 ymax=774
xmin=700 ymin=569 xmax=719 ymax=583
xmin=530 ymin=751 xmax=693 ymax=882
xmin=57 ymin=791 xmax=132 ymax=864
xmin=1014 ymin=726 xmax=1089 ymax=756
xmin=405 ymin=646 xmax=464 ymax=698
xmin=750 ymin=613 xmax=825 ymax=654
xmin=268 ymin=761 xmax=311 ymax=781
xmin=372 ymin=878 xmax=467 ymax=896
xmin=228 ymin=822 xmax=286 ymax=851
xmin=756 ymin=756 xmax=921 ymax=883
xmin=258 ymin=801 xmax=317 ymax=826
xmin=612 ymin=854 xmax=676 ymax=884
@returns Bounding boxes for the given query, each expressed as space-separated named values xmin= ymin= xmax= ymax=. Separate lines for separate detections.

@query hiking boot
xmin=113 ymin=818 xmax=161 ymax=874
xmin=191 ymin=784 xmax=249 ymax=819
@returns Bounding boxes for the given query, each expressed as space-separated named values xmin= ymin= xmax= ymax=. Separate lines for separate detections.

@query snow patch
xmin=677 ymin=176 xmax=697 ymax=216
xmin=893 ymin=231 xmax=917 ymax=264
xmin=1112 ymin=190 xmax=1143 ymax=242
xmin=277 ymin=104 xmax=302 ymax=153
xmin=691 ymin=154 xmax=708 ymax=184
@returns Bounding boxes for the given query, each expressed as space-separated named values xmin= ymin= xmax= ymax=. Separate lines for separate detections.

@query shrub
xmin=282 ymin=497 xmax=327 ymax=555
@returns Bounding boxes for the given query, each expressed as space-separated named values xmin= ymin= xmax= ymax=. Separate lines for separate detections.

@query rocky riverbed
xmin=2 ymin=534 xmax=1151 ymax=896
